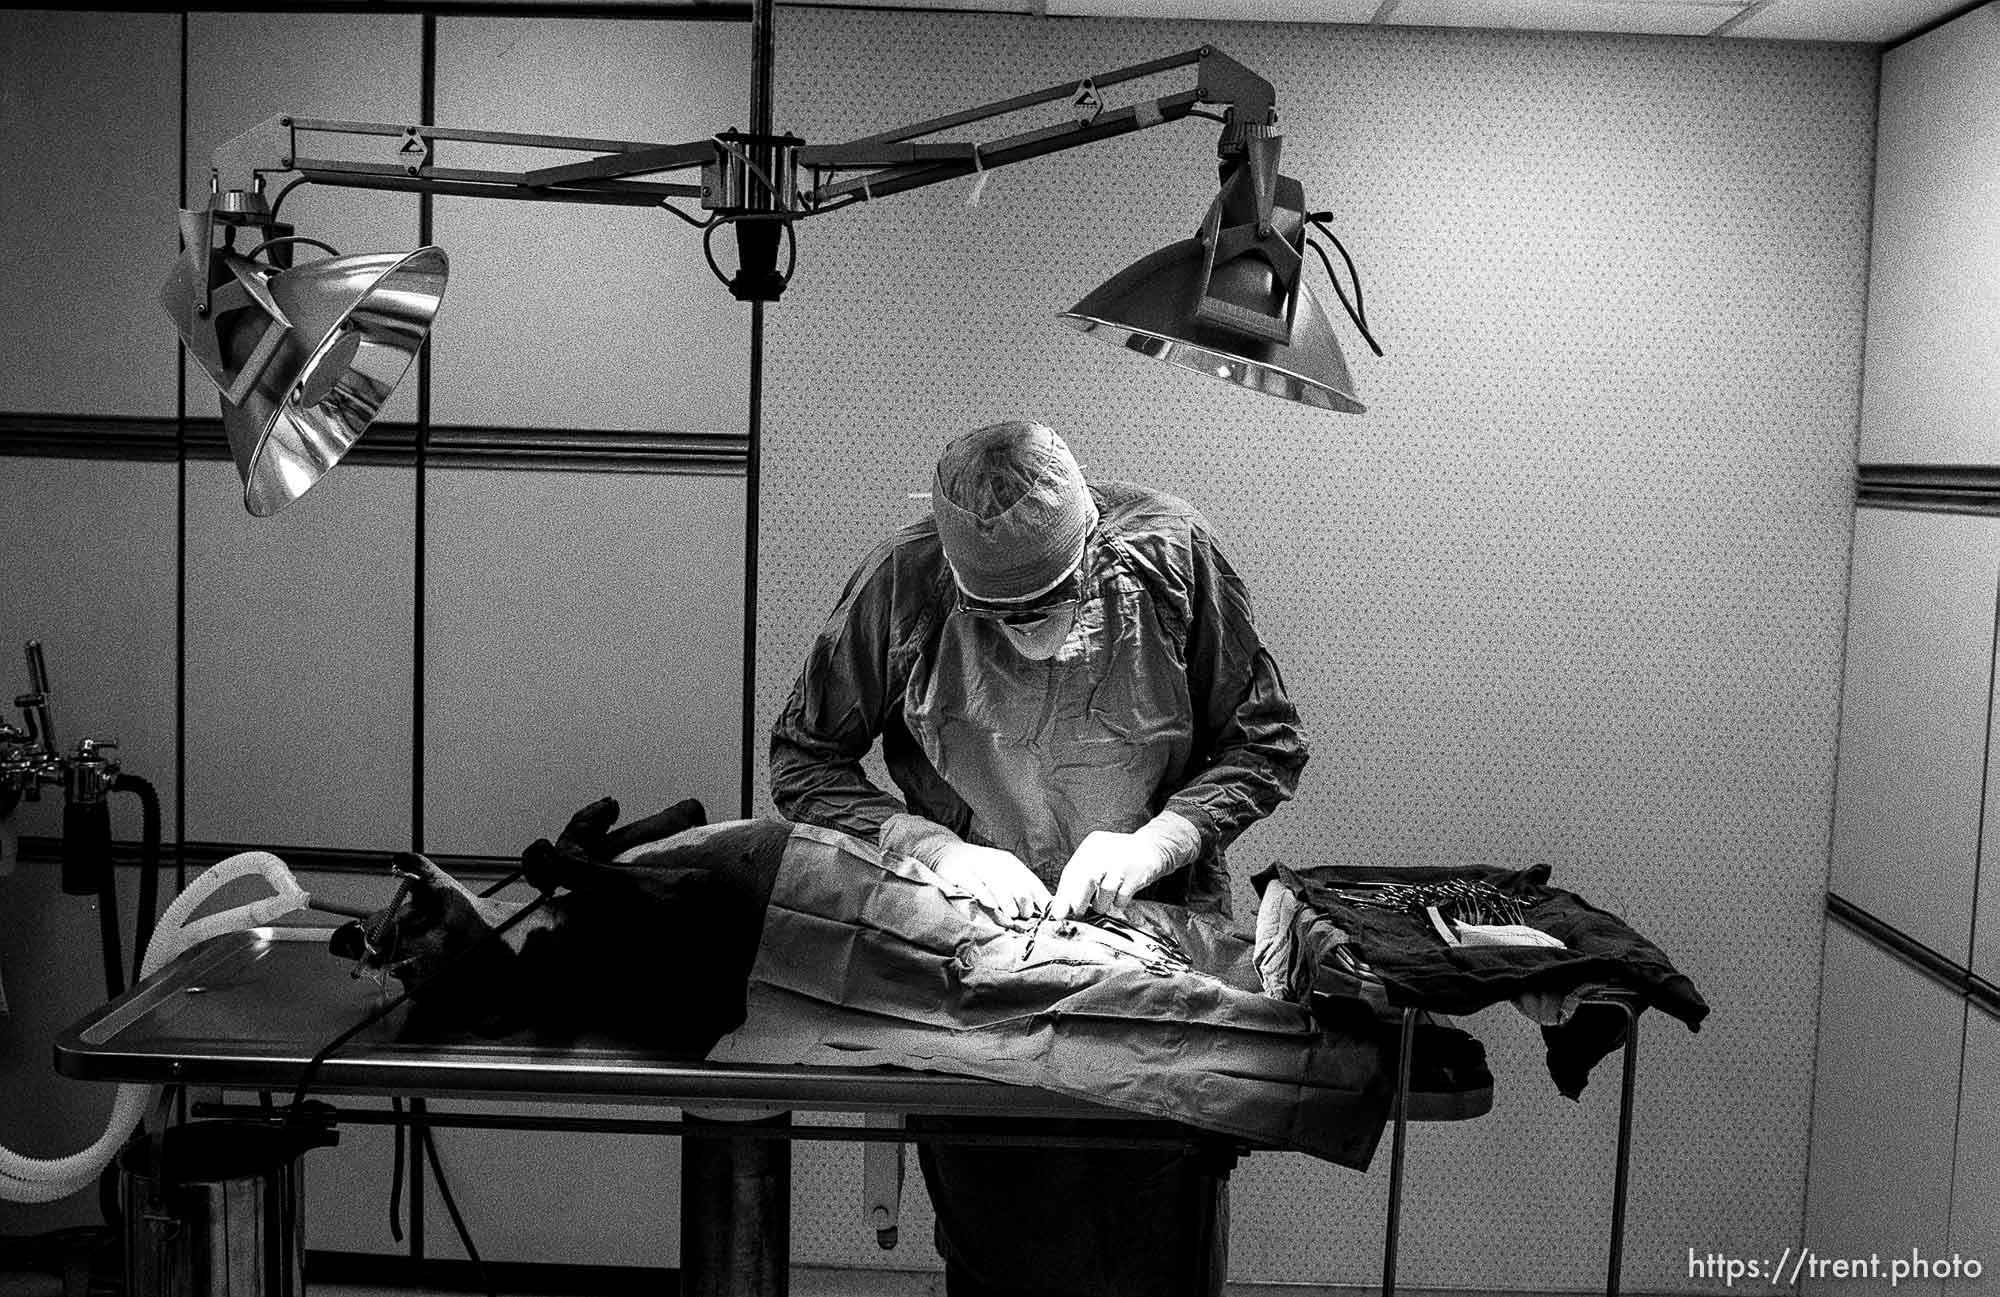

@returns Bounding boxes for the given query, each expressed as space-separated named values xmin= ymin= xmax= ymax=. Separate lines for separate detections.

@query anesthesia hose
xmin=0 ymin=851 xmax=311 ymax=1202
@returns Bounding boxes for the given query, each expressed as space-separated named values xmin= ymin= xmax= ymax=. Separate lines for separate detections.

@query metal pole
xmin=750 ymin=0 xmax=774 ymax=135
xmin=1381 ymin=1007 xmax=1415 ymax=1297
xmin=1606 ymin=1003 xmax=1640 ymax=1297
xmin=719 ymin=12 xmax=788 ymax=1293
xmin=682 ymin=1112 xmax=792 ymax=1297
xmin=738 ymin=0 xmax=775 ymax=822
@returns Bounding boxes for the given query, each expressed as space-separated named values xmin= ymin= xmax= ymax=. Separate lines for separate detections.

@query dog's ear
xmin=389 ymin=850 xmax=450 ymax=886
xmin=380 ymin=852 xmax=508 ymax=942
xmin=388 ymin=852 xmax=457 ymax=916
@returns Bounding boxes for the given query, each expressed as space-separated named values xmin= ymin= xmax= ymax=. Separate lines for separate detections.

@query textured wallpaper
xmin=753 ymin=10 xmax=1876 ymax=1290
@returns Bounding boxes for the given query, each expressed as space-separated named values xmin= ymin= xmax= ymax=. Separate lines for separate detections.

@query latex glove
xmin=880 ymin=813 xmax=1049 ymax=920
xmin=1051 ymin=811 xmax=1203 ymax=920
xmin=932 ymin=842 xmax=1051 ymax=921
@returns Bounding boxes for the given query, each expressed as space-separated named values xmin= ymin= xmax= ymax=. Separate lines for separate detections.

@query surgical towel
xmin=1255 ymin=861 xmax=1709 ymax=1099
xmin=707 ymin=824 xmax=1393 ymax=1168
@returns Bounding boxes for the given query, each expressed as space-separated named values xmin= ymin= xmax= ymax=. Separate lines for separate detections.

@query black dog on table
xmin=330 ymin=799 xmax=788 ymax=1054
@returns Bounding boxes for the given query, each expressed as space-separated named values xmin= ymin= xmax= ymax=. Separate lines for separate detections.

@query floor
xmin=2 ymin=1272 xmax=1654 ymax=1297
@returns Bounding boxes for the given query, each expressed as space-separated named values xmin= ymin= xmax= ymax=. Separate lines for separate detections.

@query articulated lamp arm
xmin=168 ymin=43 xmax=1361 ymax=516
xmin=205 ymin=113 xmax=717 ymax=213
xmin=191 ymin=45 xmax=1282 ymax=240
xmin=794 ymin=45 xmax=1275 ymax=209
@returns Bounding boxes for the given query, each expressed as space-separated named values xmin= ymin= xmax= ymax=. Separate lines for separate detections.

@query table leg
xmin=1381 ymin=1005 xmax=1416 ymax=1297
xmin=681 ymin=1111 xmax=792 ymax=1297
xmin=1186 ymin=1135 xmax=1239 ymax=1297
xmin=1606 ymin=1002 xmax=1640 ymax=1297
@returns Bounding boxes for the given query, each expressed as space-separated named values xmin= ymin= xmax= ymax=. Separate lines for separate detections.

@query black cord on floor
xmin=419 ymin=1123 xmax=495 ymax=1297
xmin=389 ymin=1096 xmax=407 ymax=1245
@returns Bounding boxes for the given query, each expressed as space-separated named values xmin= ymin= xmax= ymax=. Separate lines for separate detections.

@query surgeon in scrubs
xmin=770 ymin=419 xmax=1308 ymax=1296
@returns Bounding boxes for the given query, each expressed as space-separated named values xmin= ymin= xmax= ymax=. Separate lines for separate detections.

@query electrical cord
xmin=359 ymin=872 xmax=532 ymax=1287
xmin=288 ymin=888 xmax=556 ymax=1114
xmin=420 ymin=1122 xmax=495 ymax=1297
xmin=267 ymin=176 xmax=309 ymax=223
xmin=478 ymin=868 xmax=526 ymax=898
xmin=701 ymin=215 xmax=798 ymax=296
xmin=369 ymin=871 xmax=525 ymax=1268
xmin=92 ymin=844 xmax=122 ymax=1000
xmin=658 ymin=201 xmax=715 ymax=229
xmin=1305 ymin=214 xmax=1384 ymax=358
xmin=701 ymin=220 xmax=730 ymax=288
xmin=366 ymin=876 xmax=518 ymax=1245
xmin=242 ymin=234 xmax=342 ymax=264
xmin=302 ymin=868 xmax=556 ymax=1295
xmin=712 ymin=137 xmax=780 ymax=196
xmin=804 ymin=191 xmax=867 ymax=216
xmin=116 ymin=773 xmax=162 ymax=995
xmin=388 ymin=1096 xmax=407 ymax=1244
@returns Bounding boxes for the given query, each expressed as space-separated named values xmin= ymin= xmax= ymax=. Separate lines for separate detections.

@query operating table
xmin=56 ymin=925 xmax=1641 ymax=1297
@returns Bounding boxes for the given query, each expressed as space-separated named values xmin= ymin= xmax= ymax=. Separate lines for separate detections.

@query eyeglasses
xmin=954 ymin=564 xmax=1083 ymax=632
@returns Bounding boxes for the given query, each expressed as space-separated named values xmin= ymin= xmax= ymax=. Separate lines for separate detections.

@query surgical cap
xmin=932 ymin=422 xmax=1096 ymax=603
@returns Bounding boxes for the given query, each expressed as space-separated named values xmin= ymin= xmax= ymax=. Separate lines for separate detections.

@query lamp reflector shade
xmin=1060 ymin=239 xmax=1363 ymax=414
xmin=220 ymin=247 xmax=448 ymax=516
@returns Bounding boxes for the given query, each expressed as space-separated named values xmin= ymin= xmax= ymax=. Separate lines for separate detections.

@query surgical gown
xmin=769 ymin=479 xmax=1309 ymax=916
xmin=771 ymin=479 xmax=1311 ymax=1295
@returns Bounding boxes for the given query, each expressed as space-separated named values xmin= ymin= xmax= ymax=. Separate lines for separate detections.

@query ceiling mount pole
xmin=739 ymin=0 xmax=775 ymax=821
xmin=750 ymin=0 xmax=774 ymax=137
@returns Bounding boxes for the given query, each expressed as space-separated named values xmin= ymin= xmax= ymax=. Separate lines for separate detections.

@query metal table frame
xmin=1379 ymin=996 xmax=1641 ymax=1297
xmin=56 ymin=929 xmax=1245 ymax=1295
xmin=58 ymin=927 xmax=1642 ymax=1297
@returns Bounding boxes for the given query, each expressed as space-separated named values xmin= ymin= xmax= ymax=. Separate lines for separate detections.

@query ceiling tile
xmin=786 ymin=0 xmax=1040 ymax=11
xmin=1044 ymin=0 xmax=1381 ymax=20
xmin=1725 ymin=0 xmax=1983 ymax=43
xmin=1387 ymin=0 xmax=1748 ymax=36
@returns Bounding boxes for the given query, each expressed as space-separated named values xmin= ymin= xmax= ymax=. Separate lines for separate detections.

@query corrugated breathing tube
xmin=0 ymin=851 xmax=309 ymax=1203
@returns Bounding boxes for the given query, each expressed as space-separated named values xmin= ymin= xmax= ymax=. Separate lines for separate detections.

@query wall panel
xmin=1858 ymin=4 xmax=2000 ymax=465
xmin=755 ymin=11 xmax=1872 ymax=1287
xmin=428 ymin=17 xmax=751 ymax=434
xmin=421 ymin=468 xmax=743 ymax=857
xmin=1802 ymin=925 xmax=1962 ymax=1297
xmin=1834 ymin=507 xmax=1996 ymax=966
xmin=290 ymin=1093 xmax=685 ymax=1268
xmin=1947 ymin=1006 xmax=2000 ymax=1295
xmin=0 ymin=458 xmax=182 ymax=841
xmin=182 ymin=460 xmax=415 ymax=851
xmin=0 ymin=10 xmax=180 ymax=417
xmin=0 ymin=456 xmax=179 ymax=1235
xmin=182 ymin=11 xmax=423 ymax=429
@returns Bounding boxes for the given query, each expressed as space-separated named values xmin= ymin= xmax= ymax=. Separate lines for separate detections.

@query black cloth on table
xmin=1256 ymin=861 xmax=1709 ymax=1098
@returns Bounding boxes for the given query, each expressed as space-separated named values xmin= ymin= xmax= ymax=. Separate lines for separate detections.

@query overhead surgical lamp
xmin=164 ymin=42 xmax=1382 ymax=516
xmin=1060 ymin=128 xmax=1375 ymax=414
xmin=163 ymin=206 xmax=447 ymax=516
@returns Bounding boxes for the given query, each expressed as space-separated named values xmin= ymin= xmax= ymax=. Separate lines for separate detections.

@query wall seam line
xmin=414 ymin=11 xmax=438 ymax=857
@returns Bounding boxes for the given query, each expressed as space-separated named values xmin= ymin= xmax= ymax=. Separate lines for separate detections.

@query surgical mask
xmin=955 ymin=568 xmax=1081 ymax=661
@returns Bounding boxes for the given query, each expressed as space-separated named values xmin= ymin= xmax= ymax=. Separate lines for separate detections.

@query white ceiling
xmin=790 ymin=0 xmax=1983 ymax=44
